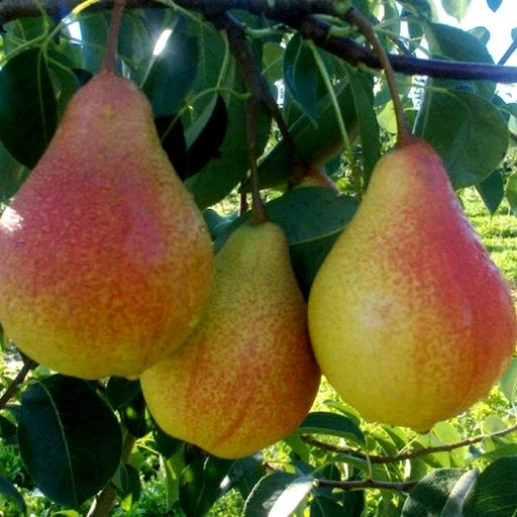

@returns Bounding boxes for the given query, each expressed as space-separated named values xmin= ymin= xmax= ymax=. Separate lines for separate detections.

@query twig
xmin=345 ymin=7 xmax=412 ymax=146
xmin=0 ymin=359 xmax=36 ymax=410
xmin=213 ymin=12 xmax=307 ymax=183
xmin=1 ymin=0 xmax=517 ymax=83
xmin=303 ymin=420 xmax=517 ymax=464
xmin=315 ymin=477 xmax=418 ymax=492
xmin=499 ymin=38 xmax=517 ymax=66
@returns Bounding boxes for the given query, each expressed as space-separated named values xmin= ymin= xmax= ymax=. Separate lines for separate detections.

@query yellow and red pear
xmin=308 ymin=138 xmax=516 ymax=432
xmin=141 ymin=221 xmax=320 ymax=459
xmin=0 ymin=72 xmax=213 ymax=380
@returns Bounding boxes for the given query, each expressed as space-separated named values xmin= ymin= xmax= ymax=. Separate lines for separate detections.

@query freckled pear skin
xmin=141 ymin=222 xmax=321 ymax=459
xmin=308 ymin=139 xmax=516 ymax=432
xmin=0 ymin=72 xmax=214 ymax=380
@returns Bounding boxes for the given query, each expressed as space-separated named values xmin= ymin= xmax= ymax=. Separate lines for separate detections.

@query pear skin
xmin=0 ymin=72 xmax=214 ymax=380
xmin=308 ymin=139 xmax=516 ymax=432
xmin=141 ymin=221 xmax=321 ymax=459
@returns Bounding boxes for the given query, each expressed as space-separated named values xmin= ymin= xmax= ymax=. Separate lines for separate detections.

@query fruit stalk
xmin=102 ymin=0 xmax=126 ymax=74
xmin=345 ymin=7 xmax=412 ymax=147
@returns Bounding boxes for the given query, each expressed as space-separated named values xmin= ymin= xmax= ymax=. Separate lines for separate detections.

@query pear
xmin=140 ymin=221 xmax=320 ymax=459
xmin=308 ymin=138 xmax=516 ymax=432
xmin=0 ymin=71 xmax=214 ymax=380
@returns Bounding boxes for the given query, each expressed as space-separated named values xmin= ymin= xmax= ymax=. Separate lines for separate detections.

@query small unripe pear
xmin=141 ymin=221 xmax=320 ymax=458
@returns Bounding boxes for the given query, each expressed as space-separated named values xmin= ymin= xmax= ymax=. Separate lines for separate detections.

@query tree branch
xmin=303 ymin=420 xmax=517 ymax=464
xmin=0 ymin=358 xmax=36 ymax=410
xmin=1 ymin=0 xmax=517 ymax=83
xmin=315 ymin=477 xmax=418 ymax=492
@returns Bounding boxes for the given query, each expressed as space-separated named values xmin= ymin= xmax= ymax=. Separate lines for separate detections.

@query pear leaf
xmin=476 ymin=170 xmax=505 ymax=215
xmin=487 ymin=0 xmax=503 ymax=12
xmin=402 ymin=468 xmax=475 ymax=516
xmin=294 ymin=412 xmax=364 ymax=445
xmin=499 ymin=356 xmax=517 ymax=402
xmin=0 ymin=474 xmax=26 ymax=514
xmin=415 ymin=89 xmax=509 ymax=189
xmin=243 ymin=472 xmax=313 ymax=517
xmin=143 ymin=17 xmax=199 ymax=117
xmin=79 ymin=13 xmax=109 ymax=73
xmin=439 ymin=0 xmax=473 ymax=21
xmin=506 ymin=172 xmax=517 ymax=215
xmin=464 ymin=457 xmax=517 ymax=516
xmin=310 ymin=497 xmax=345 ymax=516
xmin=283 ymin=34 xmax=319 ymax=121
xmin=179 ymin=456 xmax=235 ymax=517
xmin=0 ymin=48 xmax=57 ymax=169
xmin=106 ymin=377 xmax=141 ymax=411
xmin=18 ymin=375 xmax=122 ymax=507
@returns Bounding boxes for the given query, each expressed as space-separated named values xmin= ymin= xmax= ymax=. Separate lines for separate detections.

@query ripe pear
xmin=0 ymin=71 xmax=214 ymax=380
xmin=308 ymin=138 xmax=516 ymax=432
xmin=141 ymin=221 xmax=320 ymax=459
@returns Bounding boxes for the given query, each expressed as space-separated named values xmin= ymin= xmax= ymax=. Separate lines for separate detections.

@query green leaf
xmin=0 ymin=474 xmax=26 ymax=514
xmin=284 ymin=34 xmax=319 ymax=121
xmin=425 ymin=23 xmax=495 ymax=99
xmin=310 ymin=497 xmax=344 ymax=516
xmin=118 ymin=464 xmax=142 ymax=511
xmin=121 ymin=392 xmax=148 ymax=438
xmin=0 ymin=49 xmax=57 ymax=169
xmin=440 ymin=0 xmax=473 ymax=21
xmin=143 ymin=16 xmax=199 ymax=117
xmin=229 ymin=456 xmax=268 ymax=501
xmin=186 ymin=95 xmax=229 ymax=177
xmin=294 ymin=411 xmax=364 ymax=445
xmin=0 ymin=139 xmax=29 ymax=201
xmin=476 ymin=170 xmax=505 ymax=215
xmin=106 ymin=377 xmax=141 ymax=410
xmin=464 ymin=457 xmax=517 ymax=516
xmin=506 ymin=173 xmax=517 ymax=215
xmin=251 ymin=77 xmax=363 ymax=191
xmin=153 ymin=424 xmax=184 ymax=459
xmin=243 ymin=472 xmax=313 ymax=517
xmin=155 ymin=115 xmax=187 ymax=179
xmin=415 ymin=89 xmax=509 ymax=189
xmin=18 ymin=375 xmax=122 ymax=507
xmin=402 ymin=468 xmax=475 ymax=516
xmin=500 ymin=357 xmax=517 ymax=402
xmin=469 ymin=26 xmax=491 ymax=46
xmin=344 ymin=65 xmax=380 ymax=184
xmin=262 ymin=42 xmax=284 ymax=83
xmin=179 ymin=456 xmax=235 ymax=517
xmin=0 ymin=413 xmax=17 ymax=444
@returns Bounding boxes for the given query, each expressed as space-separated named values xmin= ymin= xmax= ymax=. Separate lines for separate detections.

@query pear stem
xmin=345 ymin=7 xmax=412 ymax=148
xmin=247 ymin=100 xmax=267 ymax=224
xmin=102 ymin=0 xmax=126 ymax=74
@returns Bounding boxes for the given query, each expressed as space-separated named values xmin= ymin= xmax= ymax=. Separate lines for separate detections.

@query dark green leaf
xmin=18 ymin=375 xmax=122 ymax=507
xmin=262 ymin=42 xmax=284 ymax=83
xmin=143 ymin=19 xmax=198 ymax=117
xmin=251 ymin=78 xmax=361 ymax=190
xmin=153 ymin=424 xmax=184 ymax=459
xmin=243 ymin=472 xmax=313 ymax=517
xmin=415 ymin=89 xmax=509 ymax=188
xmin=284 ymin=34 xmax=319 ymax=121
xmin=203 ymin=209 xmax=238 ymax=241
xmin=294 ymin=412 xmax=364 ymax=445
xmin=464 ymin=457 xmax=517 ymax=516
xmin=476 ymin=170 xmax=505 ymax=214
xmin=106 ymin=377 xmax=141 ymax=410
xmin=469 ymin=26 xmax=491 ymax=46
xmin=179 ymin=456 xmax=235 ymax=517
xmin=186 ymin=95 xmax=229 ymax=177
xmin=0 ymin=474 xmax=26 ymax=514
xmin=0 ymin=49 xmax=57 ymax=168
xmin=506 ymin=172 xmax=517 ymax=215
xmin=118 ymin=464 xmax=141 ymax=511
xmin=402 ymin=468 xmax=474 ymax=516
xmin=229 ymin=456 xmax=268 ymax=501
xmin=121 ymin=392 xmax=148 ymax=438
xmin=310 ymin=497 xmax=344 ymax=516
xmin=0 ymin=139 xmax=29 ymax=201
xmin=155 ymin=115 xmax=187 ymax=179
xmin=79 ymin=13 xmax=109 ymax=73
xmin=0 ymin=413 xmax=17 ymax=443
xmin=187 ymin=73 xmax=271 ymax=209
